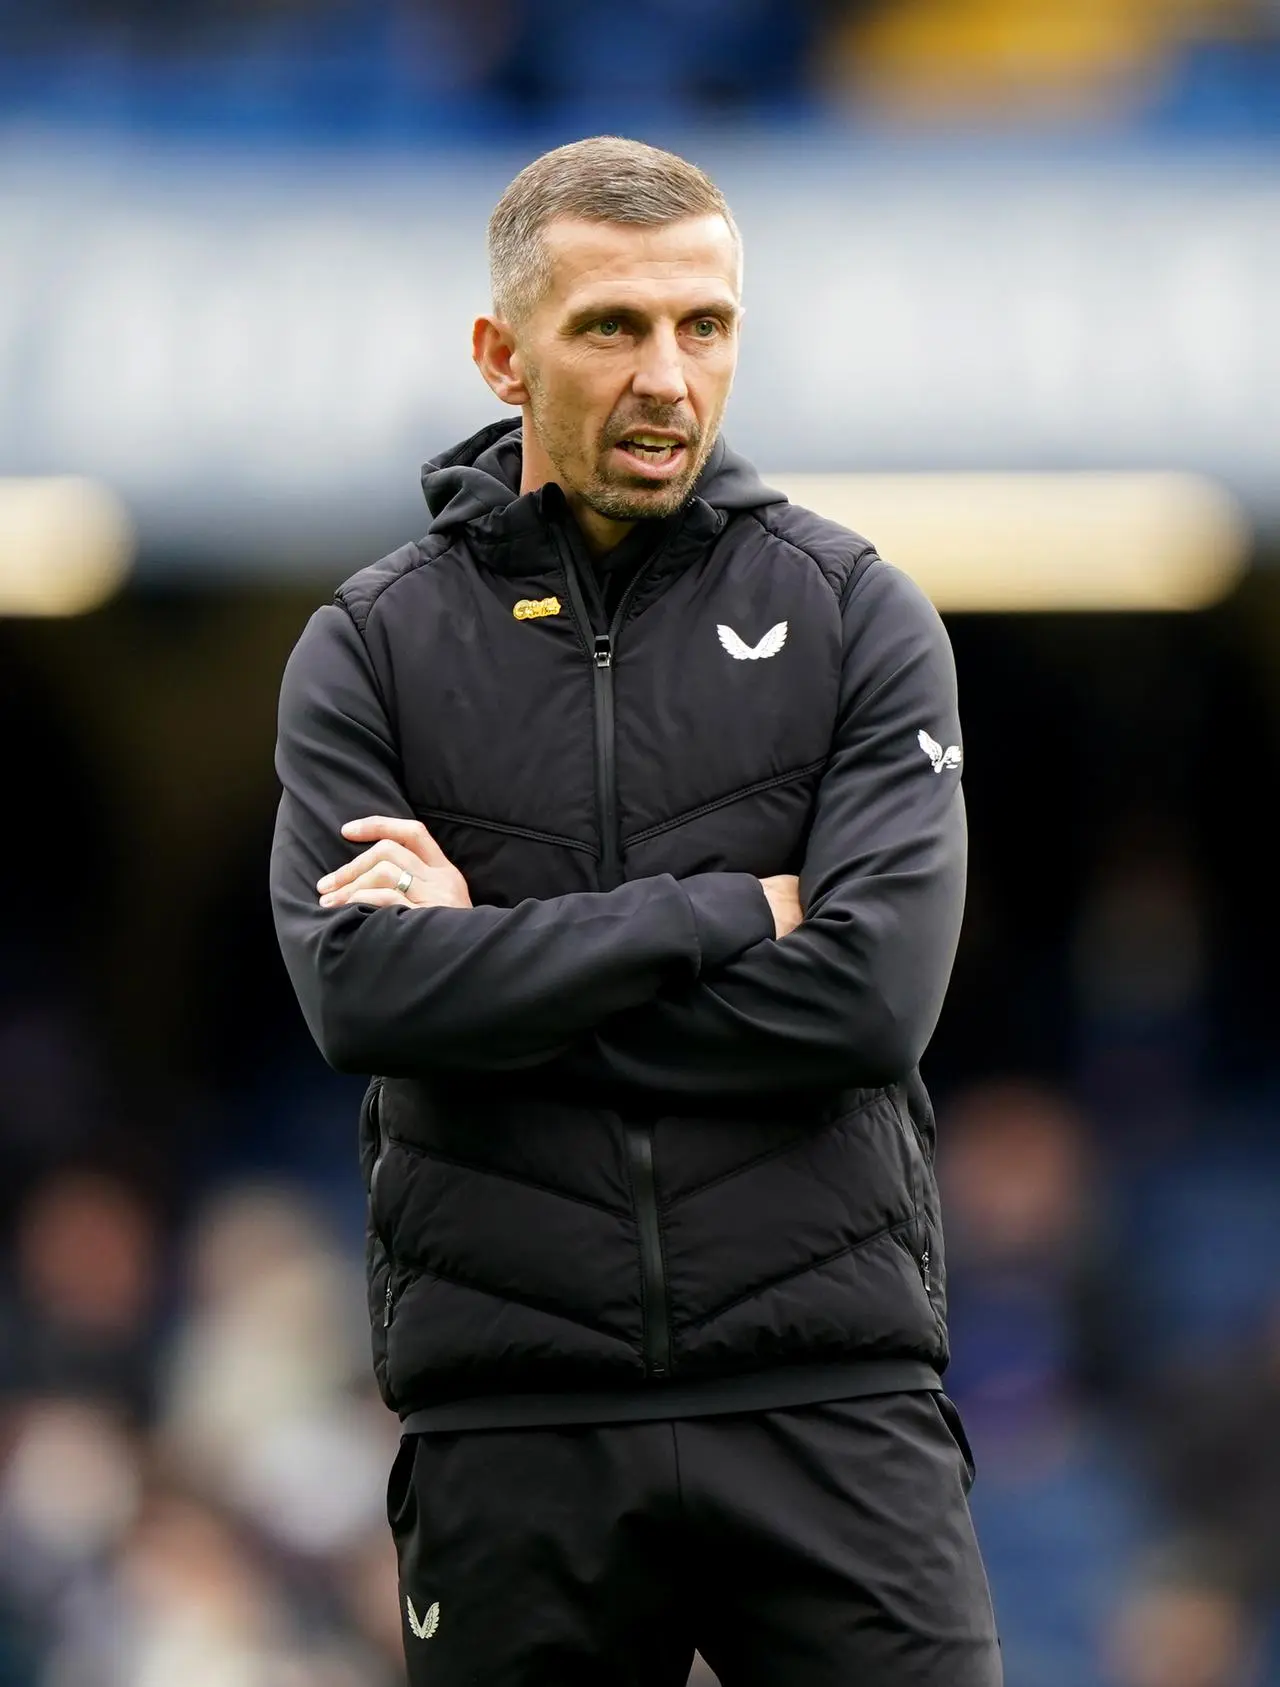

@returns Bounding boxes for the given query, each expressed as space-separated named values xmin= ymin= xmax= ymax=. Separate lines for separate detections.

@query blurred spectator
xmin=157 ymin=1183 xmax=391 ymax=1564
xmin=327 ymin=1523 xmax=406 ymax=1679
xmin=1072 ymin=817 xmax=1208 ymax=1149
xmin=940 ymin=1077 xmax=1124 ymax=1455
xmin=1104 ymin=1542 xmax=1264 ymax=1687
xmin=0 ymin=1400 xmax=143 ymax=1668
xmin=1149 ymin=1299 xmax=1280 ymax=1602
xmin=42 ymin=1484 xmax=386 ymax=1687
xmin=941 ymin=1079 xmax=1154 ymax=1686
xmin=0 ymin=1169 xmax=161 ymax=1422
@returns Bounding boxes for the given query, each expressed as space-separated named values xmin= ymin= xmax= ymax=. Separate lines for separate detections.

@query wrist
xmin=681 ymin=873 xmax=775 ymax=972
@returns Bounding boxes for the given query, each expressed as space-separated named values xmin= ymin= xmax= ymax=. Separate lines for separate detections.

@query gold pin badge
xmin=513 ymin=596 xmax=561 ymax=621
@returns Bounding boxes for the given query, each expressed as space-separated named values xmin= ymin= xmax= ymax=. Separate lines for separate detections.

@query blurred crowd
xmin=4 ymin=807 xmax=1280 ymax=1687
xmin=1 ymin=0 xmax=1279 ymax=136
xmin=0 ymin=1176 xmax=405 ymax=1687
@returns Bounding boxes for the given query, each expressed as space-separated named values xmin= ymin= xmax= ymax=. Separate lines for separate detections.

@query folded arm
xmin=269 ymin=603 xmax=773 ymax=1076
xmin=553 ymin=560 xmax=968 ymax=1096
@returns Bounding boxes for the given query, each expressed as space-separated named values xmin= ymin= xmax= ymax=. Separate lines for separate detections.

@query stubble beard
xmin=527 ymin=379 xmax=717 ymax=525
xmin=587 ymin=408 xmax=714 ymax=522
xmin=581 ymin=460 xmax=704 ymax=524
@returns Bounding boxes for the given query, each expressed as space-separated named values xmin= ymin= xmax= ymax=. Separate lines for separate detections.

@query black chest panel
xmin=384 ymin=516 xmax=840 ymax=906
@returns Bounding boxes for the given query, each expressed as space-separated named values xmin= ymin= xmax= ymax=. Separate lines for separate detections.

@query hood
xmin=421 ymin=417 xmax=788 ymax=538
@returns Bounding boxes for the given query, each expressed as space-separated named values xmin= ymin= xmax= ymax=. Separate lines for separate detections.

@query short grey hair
xmin=487 ymin=135 xmax=740 ymax=324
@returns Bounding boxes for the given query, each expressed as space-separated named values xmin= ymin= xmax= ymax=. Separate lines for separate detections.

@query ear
xmin=473 ymin=315 xmax=530 ymax=407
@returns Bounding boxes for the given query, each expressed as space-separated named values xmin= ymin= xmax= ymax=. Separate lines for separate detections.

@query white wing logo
xmin=918 ymin=729 xmax=962 ymax=773
xmin=717 ymin=621 xmax=788 ymax=661
xmin=406 ymin=1596 xmax=440 ymax=1640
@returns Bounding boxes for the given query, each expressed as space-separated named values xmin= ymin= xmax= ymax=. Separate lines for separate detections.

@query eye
xmin=690 ymin=318 xmax=720 ymax=338
xmin=595 ymin=318 xmax=622 ymax=337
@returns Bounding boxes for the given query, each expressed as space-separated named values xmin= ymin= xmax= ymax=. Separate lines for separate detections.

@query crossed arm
xmin=271 ymin=602 xmax=786 ymax=1077
xmin=270 ymin=561 xmax=966 ymax=1090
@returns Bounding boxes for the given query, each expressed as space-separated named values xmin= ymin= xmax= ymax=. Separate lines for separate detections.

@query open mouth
xmin=613 ymin=432 xmax=689 ymax=477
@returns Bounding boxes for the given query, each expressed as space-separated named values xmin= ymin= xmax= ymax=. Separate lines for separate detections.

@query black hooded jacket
xmin=270 ymin=419 xmax=967 ymax=1430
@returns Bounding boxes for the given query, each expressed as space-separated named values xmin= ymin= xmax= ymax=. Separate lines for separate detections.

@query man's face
xmin=511 ymin=214 xmax=741 ymax=526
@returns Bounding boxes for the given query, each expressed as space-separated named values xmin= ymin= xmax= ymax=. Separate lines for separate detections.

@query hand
xmin=759 ymin=874 xmax=802 ymax=939
xmin=317 ymin=816 xmax=472 ymax=911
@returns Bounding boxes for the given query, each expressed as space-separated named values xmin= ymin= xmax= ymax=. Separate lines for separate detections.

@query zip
xmin=627 ymin=1124 xmax=672 ymax=1378
xmin=368 ymin=1083 xmax=390 ymax=1234
xmin=366 ymin=1082 xmax=397 ymax=1327
xmin=894 ymin=1100 xmax=931 ymax=1293
xmin=556 ymin=530 xmax=672 ymax=1377
xmin=591 ymin=632 xmax=620 ymax=886
xmin=556 ymin=536 xmax=655 ymax=891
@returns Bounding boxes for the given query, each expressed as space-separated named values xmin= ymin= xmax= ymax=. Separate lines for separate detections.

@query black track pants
xmin=388 ymin=1390 xmax=1002 ymax=1687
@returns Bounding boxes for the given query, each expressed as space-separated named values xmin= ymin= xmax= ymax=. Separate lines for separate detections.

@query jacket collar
xmin=420 ymin=419 xmax=784 ymax=583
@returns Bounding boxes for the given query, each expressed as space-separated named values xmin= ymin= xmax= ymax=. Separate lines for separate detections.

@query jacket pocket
xmin=932 ymin=1391 xmax=977 ymax=1493
xmin=363 ymin=1079 xmax=391 ymax=1245
xmin=362 ymin=1080 xmax=403 ymax=1339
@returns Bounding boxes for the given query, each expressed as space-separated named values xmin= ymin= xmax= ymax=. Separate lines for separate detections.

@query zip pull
xmin=384 ymin=1279 xmax=395 ymax=1328
xmin=593 ymin=634 xmax=613 ymax=669
xmin=920 ymin=1249 xmax=931 ymax=1296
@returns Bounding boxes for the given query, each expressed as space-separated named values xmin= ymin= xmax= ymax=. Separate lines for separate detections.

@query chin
xmin=592 ymin=476 xmax=696 ymax=524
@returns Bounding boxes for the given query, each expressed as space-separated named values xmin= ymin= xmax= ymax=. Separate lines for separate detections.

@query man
xmin=271 ymin=135 xmax=999 ymax=1686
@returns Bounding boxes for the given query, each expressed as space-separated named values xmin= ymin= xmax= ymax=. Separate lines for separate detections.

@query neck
xmin=519 ymin=412 xmax=633 ymax=559
xmin=564 ymin=496 xmax=634 ymax=559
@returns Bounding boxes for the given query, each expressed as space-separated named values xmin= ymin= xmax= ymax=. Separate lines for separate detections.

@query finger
xmin=340 ymin=815 xmax=450 ymax=869
xmin=341 ymin=888 xmax=412 ymax=909
xmin=320 ymin=886 xmax=412 ymax=910
xmin=317 ymin=838 xmax=423 ymax=894
xmin=320 ymin=861 xmax=410 ymax=905
xmin=341 ymin=815 xmax=450 ymax=869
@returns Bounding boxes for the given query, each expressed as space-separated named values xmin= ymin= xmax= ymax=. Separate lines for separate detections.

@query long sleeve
xmin=269 ymin=604 xmax=774 ymax=1077
xmin=555 ymin=560 xmax=968 ymax=1096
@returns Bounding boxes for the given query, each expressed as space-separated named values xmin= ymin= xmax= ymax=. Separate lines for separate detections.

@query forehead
xmin=539 ymin=214 xmax=741 ymax=315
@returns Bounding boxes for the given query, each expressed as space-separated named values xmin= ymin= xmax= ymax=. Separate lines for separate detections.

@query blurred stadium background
xmin=3 ymin=3 xmax=1280 ymax=1684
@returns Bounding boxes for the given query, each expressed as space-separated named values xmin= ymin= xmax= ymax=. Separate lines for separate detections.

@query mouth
xmin=611 ymin=431 xmax=690 ymax=480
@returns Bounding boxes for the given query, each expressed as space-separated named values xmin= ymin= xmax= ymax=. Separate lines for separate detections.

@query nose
xmin=631 ymin=326 xmax=688 ymax=406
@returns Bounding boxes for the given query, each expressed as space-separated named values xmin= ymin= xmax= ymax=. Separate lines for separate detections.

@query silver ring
xmin=394 ymin=868 xmax=415 ymax=896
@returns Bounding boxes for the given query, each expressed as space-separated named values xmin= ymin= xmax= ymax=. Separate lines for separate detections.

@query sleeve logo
xmin=406 ymin=1596 xmax=441 ymax=1640
xmin=918 ymin=729 xmax=962 ymax=773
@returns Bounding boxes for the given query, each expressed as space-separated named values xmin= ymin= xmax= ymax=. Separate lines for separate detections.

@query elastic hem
xmin=399 ymin=1359 xmax=941 ymax=1433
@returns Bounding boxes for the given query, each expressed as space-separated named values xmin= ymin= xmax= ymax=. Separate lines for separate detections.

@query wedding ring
xmin=395 ymin=868 xmax=415 ymax=896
